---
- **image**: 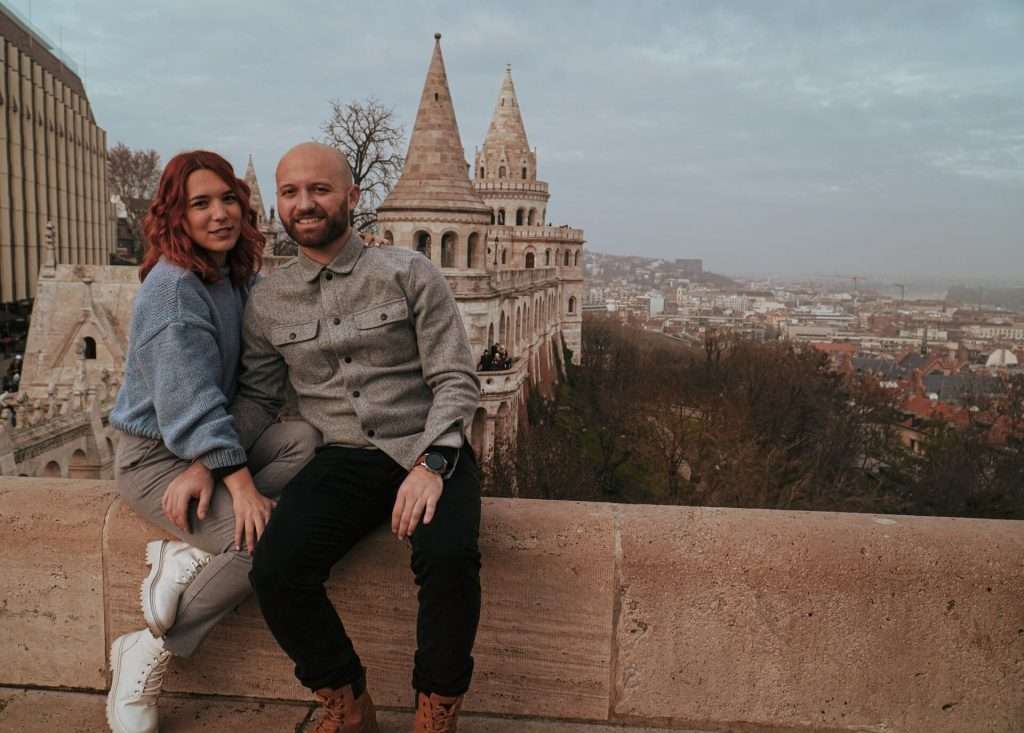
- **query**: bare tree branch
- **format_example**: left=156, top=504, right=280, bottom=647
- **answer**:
left=320, top=98, right=406, bottom=233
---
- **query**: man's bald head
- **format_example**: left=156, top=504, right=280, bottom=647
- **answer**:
left=276, top=142, right=353, bottom=188
left=276, top=142, right=360, bottom=258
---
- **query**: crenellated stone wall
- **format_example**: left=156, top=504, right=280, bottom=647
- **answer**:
left=1, top=478, right=1021, bottom=732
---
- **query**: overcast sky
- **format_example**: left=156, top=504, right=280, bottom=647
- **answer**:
left=25, top=1, right=1024, bottom=280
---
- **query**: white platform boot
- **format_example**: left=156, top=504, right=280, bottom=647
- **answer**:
left=141, top=539, right=212, bottom=637
left=106, top=629, right=172, bottom=733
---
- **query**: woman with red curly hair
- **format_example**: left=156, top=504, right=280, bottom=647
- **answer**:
left=105, top=151, right=319, bottom=733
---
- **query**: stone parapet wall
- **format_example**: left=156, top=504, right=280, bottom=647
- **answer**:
left=1, top=478, right=1020, bottom=732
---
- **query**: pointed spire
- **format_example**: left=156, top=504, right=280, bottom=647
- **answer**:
left=243, top=154, right=267, bottom=226
left=378, top=33, right=489, bottom=215
left=483, top=64, right=530, bottom=153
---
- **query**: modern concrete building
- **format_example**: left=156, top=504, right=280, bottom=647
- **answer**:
left=0, top=3, right=112, bottom=307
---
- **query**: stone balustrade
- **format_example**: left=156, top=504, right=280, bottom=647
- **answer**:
left=473, top=180, right=550, bottom=197
left=1, top=478, right=1021, bottom=732
left=492, top=225, right=585, bottom=242
left=448, top=267, right=559, bottom=297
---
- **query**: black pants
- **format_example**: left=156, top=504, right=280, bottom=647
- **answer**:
left=249, top=445, right=482, bottom=696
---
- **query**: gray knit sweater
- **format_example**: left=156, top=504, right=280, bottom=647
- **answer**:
left=110, top=258, right=248, bottom=470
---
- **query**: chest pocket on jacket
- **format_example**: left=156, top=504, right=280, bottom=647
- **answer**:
left=353, top=298, right=417, bottom=367
left=270, top=320, right=334, bottom=385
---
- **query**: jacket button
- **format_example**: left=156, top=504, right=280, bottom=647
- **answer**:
left=325, top=273, right=334, bottom=281
left=333, top=317, right=341, bottom=325
left=352, top=391, right=360, bottom=398
left=289, top=333, right=296, bottom=340
left=380, top=313, right=388, bottom=321
left=344, top=356, right=352, bottom=363
left=367, top=429, right=375, bottom=438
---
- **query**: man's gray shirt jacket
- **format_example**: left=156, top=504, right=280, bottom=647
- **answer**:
left=231, top=230, right=481, bottom=470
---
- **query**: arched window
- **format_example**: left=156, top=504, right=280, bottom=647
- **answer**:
left=383, top=230, right=394, bottom=245
left=568, top=296, right=577, bottom=314
left=441, top=232, right=457, bottom=268
left=497, top=208, right=506, bottom=225
left=501, top=249, right=507, bottom=265
left=525, top=252, right=535, bottom=269
left=574, top=251, right=580, bottom=267
left=467, top=232, right=480, bottom=268
left=415, top=231, right=431, bottom=258
left=499, top=166, right=506, bottom=178
left=564, top=250, right=571, bottom=267
left=545, top=249, right=551, bottom=266
left=490, top=211, right=495, bottom=225
left=528, top=208, right=537, bottom=225
left=480, top=167, right=485, bottom=178
left=83, top=337, right=97, bottom=359
left=521, top=166, right=527, bottom=179
left=516, top=208, right=525, bottom=226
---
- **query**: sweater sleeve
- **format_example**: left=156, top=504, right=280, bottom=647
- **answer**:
left=136, top=320, right=247, bottom=468
left=132, top=276, right=248, bottom=469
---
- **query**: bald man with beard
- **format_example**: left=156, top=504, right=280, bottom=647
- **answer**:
left=231, top=143, right=482, bottom=733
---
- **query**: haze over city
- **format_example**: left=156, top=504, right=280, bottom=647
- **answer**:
left=27, top=0, right=1024, bottom=281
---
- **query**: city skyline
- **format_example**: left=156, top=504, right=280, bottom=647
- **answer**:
left=26, top=0, right=1024, bottom=278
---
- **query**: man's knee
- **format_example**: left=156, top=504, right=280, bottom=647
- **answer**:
left=411, top=533, right=481, bottom=581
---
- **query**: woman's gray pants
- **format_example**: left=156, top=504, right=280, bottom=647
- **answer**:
left=115, top=421, right=319, bottom=657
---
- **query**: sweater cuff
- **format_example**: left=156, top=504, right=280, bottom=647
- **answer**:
left=196, top=446, right=248, bottom=471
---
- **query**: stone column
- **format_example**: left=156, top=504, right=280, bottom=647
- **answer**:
left=0, top=39, right=12, bottom=304
left=31, top=62, right=47, bottom=297
left=44, top=72, right=59, bottom=264
left=55, top=81, right=70, bottom=266
left=20, top=52, right=38, bottom=297
left=8, top=44, right=28, bottom=302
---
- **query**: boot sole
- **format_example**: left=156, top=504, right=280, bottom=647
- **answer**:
left=106, top=636, right=131, bottom=733
left=141, top=541, right=169, bottom=638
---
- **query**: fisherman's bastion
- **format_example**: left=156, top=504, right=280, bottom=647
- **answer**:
left=0, top=29, right=585, bottom=481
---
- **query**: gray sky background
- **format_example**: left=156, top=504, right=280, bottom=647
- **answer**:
left=24, top=1, right=1024, bottom=280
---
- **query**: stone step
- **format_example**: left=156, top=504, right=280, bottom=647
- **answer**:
left=0, top=688, right=703, bottom=733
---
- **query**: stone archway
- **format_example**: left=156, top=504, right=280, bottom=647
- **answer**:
left=441, top=232, right=457, bottom=268
left=68, top=449, right=99, bottom=479
left=40, top=461, right=62, bottom=478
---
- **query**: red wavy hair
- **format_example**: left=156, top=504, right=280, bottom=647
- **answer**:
left=139, top=150, right=264, bottom=286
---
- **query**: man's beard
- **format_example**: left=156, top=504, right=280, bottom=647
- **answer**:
left=283, top=199, right=350, bottom=250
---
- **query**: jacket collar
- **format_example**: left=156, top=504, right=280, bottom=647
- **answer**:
left=296, top=229, right=364, bottom=282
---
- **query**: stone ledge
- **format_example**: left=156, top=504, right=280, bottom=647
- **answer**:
left=0, top=688, right=695, bottom=733
left=1, top=478, right=1022, bottom=733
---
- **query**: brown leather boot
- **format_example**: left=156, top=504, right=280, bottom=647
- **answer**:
left=311, top=684, right=380, bottom=733
left=413, top=692, right=463, bottom=733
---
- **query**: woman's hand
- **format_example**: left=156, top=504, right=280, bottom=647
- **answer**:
left=162, top=462, right=214, bottom=533
left=222, top=468, right=274, bottom=554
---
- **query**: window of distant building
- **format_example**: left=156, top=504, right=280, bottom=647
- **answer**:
left=499, top=166, right=506, bottom=178
left=83, top=337, right=97, bottom=359
left=568, top=296, right=576, bottom=314
left=522, top=166, right=527, bottom=179
left=480, top=167, right=485, bottom=178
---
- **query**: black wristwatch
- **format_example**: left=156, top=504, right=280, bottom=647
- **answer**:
left=414, top=446, right=459, bottom=478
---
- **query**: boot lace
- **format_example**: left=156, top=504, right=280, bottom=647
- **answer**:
left=425, top=700, right=458, bottom=733
left=313, top=692, right=348, bottom=733
left=175, top=554, right=211, bottom=584
left=134, top=649, right=172, bottom=700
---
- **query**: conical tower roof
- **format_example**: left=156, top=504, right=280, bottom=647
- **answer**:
left=242, top=155, right=268, bottom=225
left=483, top=65, right=530, bottom=153
left=378, top=33, right=490, bottom=215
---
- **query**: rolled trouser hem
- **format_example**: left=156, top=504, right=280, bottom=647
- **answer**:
left=412, top=658, right=474, bottom=698
left=301, top=659, right=366, bottom=694
left=162, top=634, right=199, bottom=658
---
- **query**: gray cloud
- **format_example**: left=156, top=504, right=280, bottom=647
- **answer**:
left=28, top=0, right=1024, bottom=279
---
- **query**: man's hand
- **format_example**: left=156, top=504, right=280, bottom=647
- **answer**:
left=222, top=467, right=274, bottom=555
left=392, top=466, right=443, bottom=541
left=161, top=462, right=214, bottom=533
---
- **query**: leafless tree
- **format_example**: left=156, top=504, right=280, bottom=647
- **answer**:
left=321, top=97, right=405, bottom=232
left=107, top=143, right=161, bottom=258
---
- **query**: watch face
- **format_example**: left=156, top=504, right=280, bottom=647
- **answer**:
left=425, top=452, right=447, bottom=472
